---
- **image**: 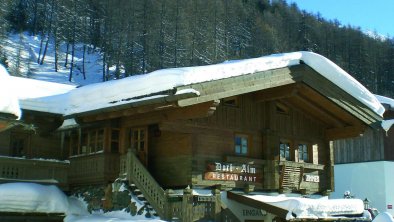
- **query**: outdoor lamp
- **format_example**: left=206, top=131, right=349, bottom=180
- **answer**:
left=363, top=198, right=370, bottom=210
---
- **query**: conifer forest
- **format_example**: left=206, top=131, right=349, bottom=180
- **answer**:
left=1, top=0, right=393, bottom=97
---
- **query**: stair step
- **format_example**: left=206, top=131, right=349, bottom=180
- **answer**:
left=133, top=189, right=142, bottom=195
left=137, top=195, right=146, bottom=201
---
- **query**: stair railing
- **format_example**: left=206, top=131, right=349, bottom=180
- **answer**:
left=123, top=150, right=167, bottom=218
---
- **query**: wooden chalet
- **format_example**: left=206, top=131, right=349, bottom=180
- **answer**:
left=0, top=52, right=383, bottom=221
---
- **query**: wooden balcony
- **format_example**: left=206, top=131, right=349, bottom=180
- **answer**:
left=223, top=156, right=327, bottom=194
left=0, top=156, right=69, bottom=190
left=69, top=152, right=119, bottom=187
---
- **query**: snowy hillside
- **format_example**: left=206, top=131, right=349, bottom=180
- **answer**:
left=2, top=33, right=104, bottom=86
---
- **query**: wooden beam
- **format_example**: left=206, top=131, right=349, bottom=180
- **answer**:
left=325, top=125, right=366, bottom=140
left=81, top=102, right=177, bottom=122
left=177, top=67, right=299, bottom=107
left=227, top=191, right=288, bottom=219
left=292, top=64, right=382, bottom=126
left=291, top=94, right=345, bottom=128
left=253, top=84, right=299, bottom=102
left=119, top=101, right=219, bottom=127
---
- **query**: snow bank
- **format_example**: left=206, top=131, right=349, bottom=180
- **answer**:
left=64, top=214, right=164, bottom=222
left=29, top=51, right=383, bottom=117
left=0, top=182, right=69, bottom=213
left=373, top=212, right=394, bottom=222
left=0, top=182, right=163, bottom=222
left=246, top=194, right=365, bottom=219
left=0, top=65, right=21, bottom=118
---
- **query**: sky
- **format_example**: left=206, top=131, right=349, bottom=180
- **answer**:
left=286, top=0, right=394, bottom=37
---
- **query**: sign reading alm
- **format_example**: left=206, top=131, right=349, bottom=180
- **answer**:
left=204, top=162, right=261, bottom=183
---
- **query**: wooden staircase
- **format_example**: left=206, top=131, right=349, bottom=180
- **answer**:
left=128, top=183, right=157, bottom=217
left=120, top=150, right=224, bottom=221
left=280, top=164, right=302, bottom=191
left=120, top=150, right=167, bottom=218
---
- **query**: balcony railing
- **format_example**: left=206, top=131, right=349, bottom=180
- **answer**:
left=225, top=156, right=327, bottom=193
left=0, top=156, right=69, bottom=190
left=69, top=152, right=119, bottom=186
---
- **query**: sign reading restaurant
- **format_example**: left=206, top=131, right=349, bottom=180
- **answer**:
left=204, top=162, right=261, bottom=183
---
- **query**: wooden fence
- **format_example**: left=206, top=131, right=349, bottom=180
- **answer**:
left=0, top=156, right=69, bottom=190
left=68, top=152, right=119, bottom=186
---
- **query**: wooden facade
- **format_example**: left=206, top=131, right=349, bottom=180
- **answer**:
left=0, top=62, right=384, bottom=220
left=334, top=108, right=394, bottom=164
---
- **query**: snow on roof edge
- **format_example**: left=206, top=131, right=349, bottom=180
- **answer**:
left=375, top=94, right=394, bottom=111
left=299, top=51, right=385, bottom=117
left=0, top=65, right=21, bottom=119
left=382, top=119, right=394, bottom=132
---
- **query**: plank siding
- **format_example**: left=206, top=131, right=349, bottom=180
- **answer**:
left=384, top=128, right=394, bottom=160
left=157, top=93, right=331, bottom=191
left=334, top=128, right=385, bottom=163
left=149, top=131, right=192, bottom=188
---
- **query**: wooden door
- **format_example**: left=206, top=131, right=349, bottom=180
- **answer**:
left=131, top=128, right=148, bottom=166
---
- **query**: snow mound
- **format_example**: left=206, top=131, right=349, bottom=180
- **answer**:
left=246, top=194, right=365, bottom=219
left=0, top=182, right=69, bottom=213
left=373, top=212, right=394, bottom=222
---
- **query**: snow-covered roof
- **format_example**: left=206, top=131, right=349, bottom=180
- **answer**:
left=10, top=76, right=76, bottom=114
left=382, top=119, right=394, bottom=132
left=374, top=95, right=394, bottom=132
left=10, top=51, right=385, bottom=118
left=375, top=94, right=394, bottom=111
left=245, top=194, right=366, bottom=220
left=0, top=65, right=21, bottom=118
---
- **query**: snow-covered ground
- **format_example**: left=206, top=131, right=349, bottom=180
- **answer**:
left=0, top=182, right=163, bottom=222
left=2, top=33, right=104, bottom=85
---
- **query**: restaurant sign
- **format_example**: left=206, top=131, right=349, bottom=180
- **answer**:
left=204, top=162, right=261, bottom=183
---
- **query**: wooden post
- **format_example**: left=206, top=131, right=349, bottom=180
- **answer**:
left=182, top=187, right=193, bottom=222
left=212, top=189, right=221, bottom=221
left=164, top=189, right=174, bottom=221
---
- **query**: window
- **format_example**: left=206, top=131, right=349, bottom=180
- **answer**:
left=223, top=96, right=239, bottom=107
left=298, top=144, right=309, bottom=162
left=69, top=131, right=79, bottom=156
left=235, top=134, right=248, bottom=155
left=129, top=127, right=148, bottom=165
left=80, top=128, right=105, bottom=155
left=131, top=128, right=146, bottom=151
left=111, top=129, right=120, bottom=153
left=279, top=141, right=291, bottom=161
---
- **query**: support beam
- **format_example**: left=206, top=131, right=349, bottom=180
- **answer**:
left=288, top=94, right=345, bottom=128
left=325, top=125, right=366, bottom=140
left=253, top=84, right=299, bottom=102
